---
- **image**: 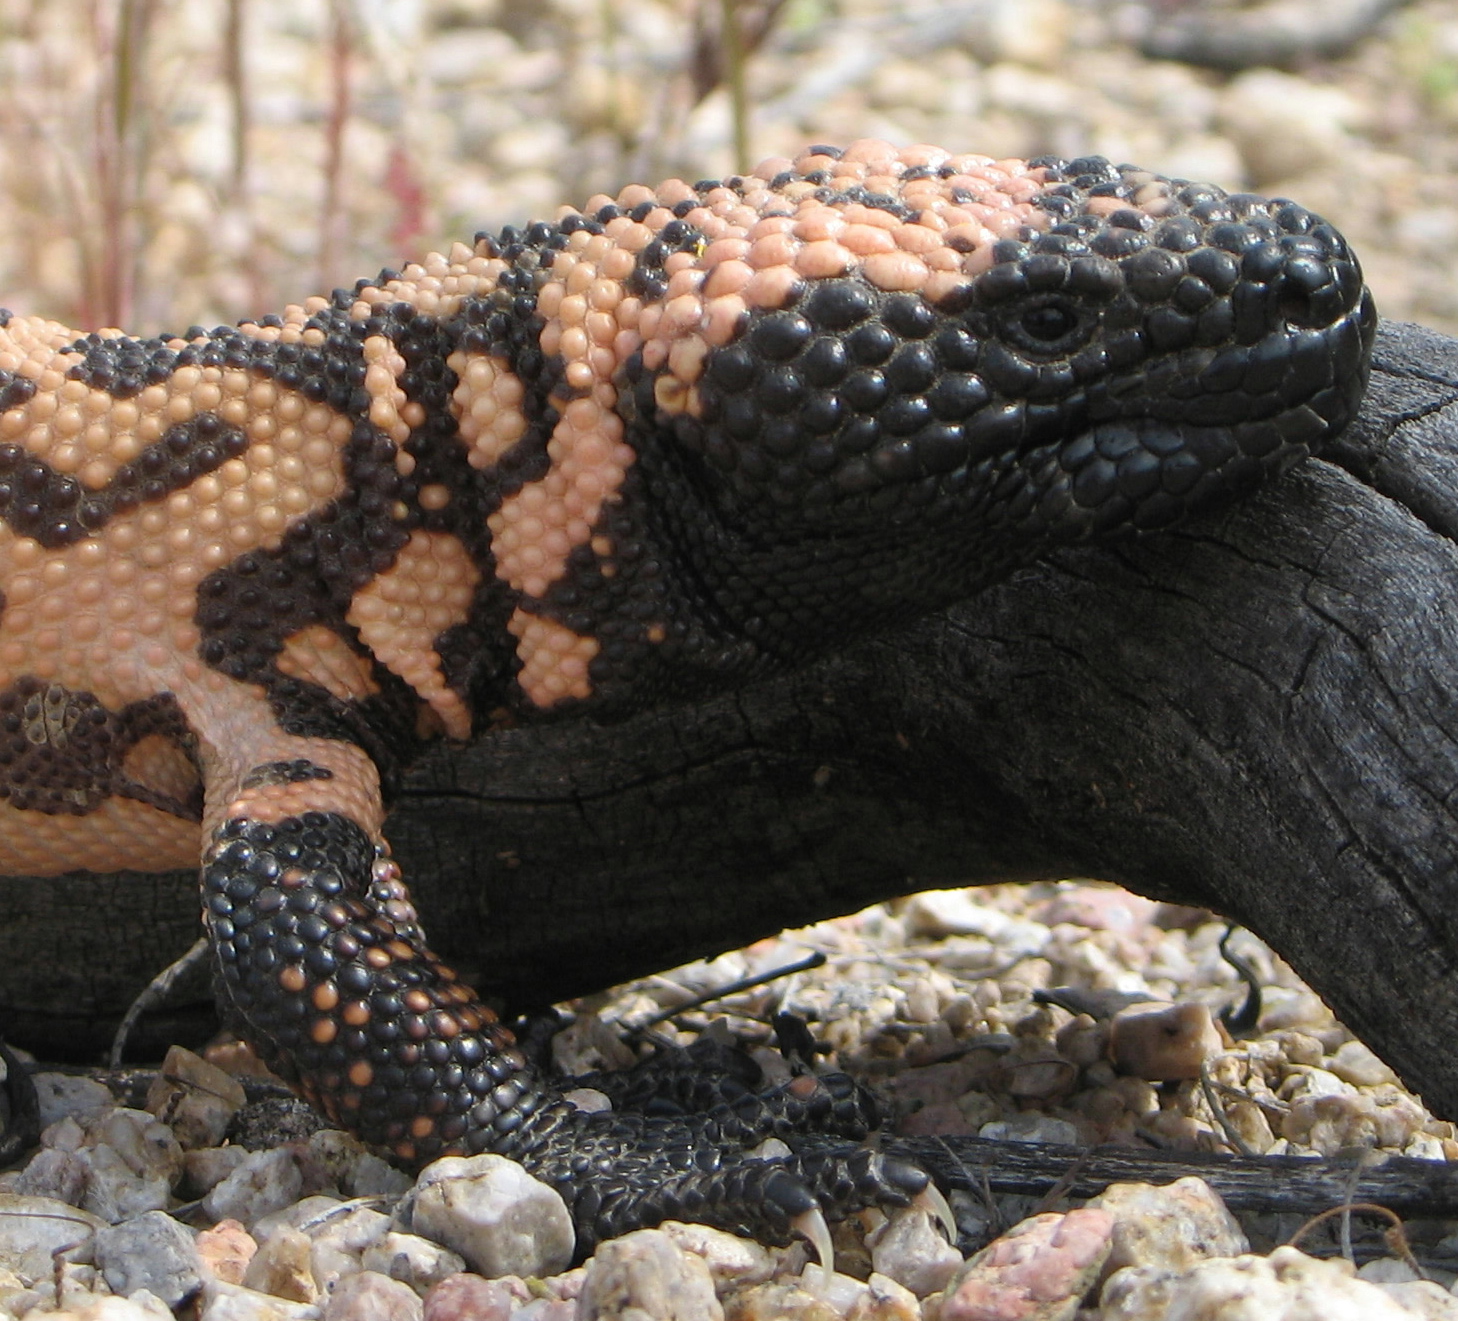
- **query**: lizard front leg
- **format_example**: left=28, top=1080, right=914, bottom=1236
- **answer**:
left=199, top=736, right=929, bottom=1257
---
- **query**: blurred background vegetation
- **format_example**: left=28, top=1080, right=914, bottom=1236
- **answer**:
left=0, top=0, right=1455, bottom=334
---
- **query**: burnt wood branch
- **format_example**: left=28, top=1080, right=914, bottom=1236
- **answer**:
left=3, top=320, right=1458, bottom=1152
left=1138, top=0, right=1413, bottom=71
left=888, top=1133, right=1458, bottom=1221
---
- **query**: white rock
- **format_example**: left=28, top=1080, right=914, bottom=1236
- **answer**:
left=868, top=1205, right=963, bottom=1296
left=1379, top=1279, right=1458, bottom=1319
left=105, top=1294, right=177, bottom=1319
left=242, top=1224, right=318, bottom=1304
left=41, top=1115, right=86, bottom=1151
left=360, top=1231, right=465, bottom=1295
left=955, top=0, right=1069, bottom=68
left=32, top=1074, right=115, bottom=1129
left=655, top=1221, right=782, bottom=1290
left=202, top=1149, right=305, bottom=1227
left=0, top=1193, right=106, bottom=1284
left=1328, top=1041, right=1400, bottom=1088
left=715, top=1278, right=834, bottom=1319
left=45, top=1295, right=173, bottom=1320
left=904, top=891, right=1049, bottom=955
left=1359, top=1258, right=1424, bottom=1284
left=577, top=1228, right=721, bottom=1320
left=184, top=1146, right=252, bottom=1198
left=14, top=1145, right=88, bottom=1205
left=90, top=1108, right=185, bottom=1186
left=1282, top=1089, right=1427, bottom=1155
left=306, top=1205, right=393, bottom=1293
left=1101, top=1245, right=1420, bottom=1320
left=788, top=1266, right=902, bottom=1316
left=251, top=1194, right=351, bottom=1240
left=850, top=1272, right=921, bottom=1319
left=201, top=1277, right=323, bottom=1320
left=1092, top=1178, right=1247, bottom=1276
left=1281, top=1067, right=1356, bottom=1102
left=251, top=1197, right=391, bottom=1294
left=80, top=1143, right=173, bottom=1223
left=95, top=1209, right=204, bottom=1307
left=411, top=1154, right=573, bottom=1280
left=979, top=1114, right=1081, bottom=1146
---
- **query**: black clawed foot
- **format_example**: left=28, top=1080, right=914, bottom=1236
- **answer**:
left=552, top=1116, right=933, bottom=1260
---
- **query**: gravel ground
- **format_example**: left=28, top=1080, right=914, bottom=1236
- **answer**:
left=0, top=0, right=1457, bottom=334
left=0, top=1, right=1456, bottom=1316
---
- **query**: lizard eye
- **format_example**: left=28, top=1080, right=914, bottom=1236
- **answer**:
left=1002, top=295, right=1094, bottom=356
left=1018, top=299, right=1079, bottom=342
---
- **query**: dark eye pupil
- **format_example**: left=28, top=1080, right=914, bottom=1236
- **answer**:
left=1021, top=303, right=1077, bottom=341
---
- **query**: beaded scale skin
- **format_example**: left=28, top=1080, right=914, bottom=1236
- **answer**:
left=0, top=140, right=1374, bottom=1252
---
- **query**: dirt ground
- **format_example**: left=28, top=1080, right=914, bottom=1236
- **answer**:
left=0, top=0, right=1453, bottom=336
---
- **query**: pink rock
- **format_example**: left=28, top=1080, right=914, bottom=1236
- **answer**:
left=195, top=1218, right=257, bottom=1285
left=1108, top=1003, right=1222, bottom=1083
left=424, top=1272, right=530, bottom=1321
left=939, top=1208, right=1114, bottom=1321
left=323, top=1269, right=423, bottom=1321
left=1040, top=887, right=1157, bottom=933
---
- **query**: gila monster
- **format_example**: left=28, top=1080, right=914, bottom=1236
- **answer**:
left=0, top=140, right=1374, bottom=1253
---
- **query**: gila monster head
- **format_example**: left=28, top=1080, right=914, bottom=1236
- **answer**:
left=643, top=150, right=1374, bottom=547
left=478, top=141, right=1374, bottom=704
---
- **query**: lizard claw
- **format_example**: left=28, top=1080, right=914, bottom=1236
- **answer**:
left=791, top=1205, right=836, bottom=1284
left=914, top=1182, right=958, bottom=1242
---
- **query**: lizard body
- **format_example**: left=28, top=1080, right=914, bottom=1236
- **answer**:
left=0, top=140, right=1374, bottom=1249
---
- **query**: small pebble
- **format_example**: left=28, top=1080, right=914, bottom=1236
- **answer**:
left=721, top=1278, right=838, bottom=1320
left=1107, top=1003, right=1222, bottom=1082
left=0, top=1193, right=106, bottom=1285
left=242, top=1224, right=318, bottom=1304
left=978, top=1114, right=1080, bottom=1146
left=656, top=1221, right=783, bottom=1291
left=412, top=1154, right=573, bottom=1280
left=197, top=1219, right=259, bottom=1286
left=423, top=1272, right=531, bottom=1321
left=203, top=1149, right=306, bottom=1228
left=201, top=1277, right=324, bottom=1320
left=577, top=1228, right=721, bottom=1320
left=321, top=1269, right=424, bottom=1321
left=33, top=1074, right=115, bottom=1129
left=360, top=1231, right=466, bottom=1295
left=1328, top=1040, right=1399, bottom=1088
left=146, top=1045, right=248, bottom=1150
left=1092, top=1178, right=1247, bottom=1276
left=1101, top=1245, right=1420, bottom=1320
left=80, top=1140, right=173, bottom=1222
left=94, top=1208, right=204, bottom=1308
left=937, top=1207, right=1113, bottom=1321
left=184, top=1146, right=253, bottom=1199
left=868, top=1205, right=963, bottom=1296
left=13, top=1145, right=88, bottom=1204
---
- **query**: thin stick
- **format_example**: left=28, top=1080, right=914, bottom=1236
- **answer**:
left=720, top=0, right=750, bottom=173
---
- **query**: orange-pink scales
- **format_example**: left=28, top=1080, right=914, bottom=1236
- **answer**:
left=451, top=139, right=1108, bottom=711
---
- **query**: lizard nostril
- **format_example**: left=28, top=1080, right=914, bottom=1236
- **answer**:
left=1277, top=255, right=1344, bottom=328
